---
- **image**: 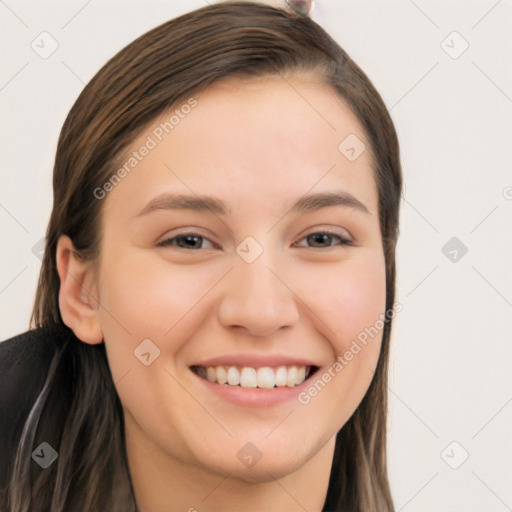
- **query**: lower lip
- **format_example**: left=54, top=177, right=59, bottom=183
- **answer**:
left=190, top=369, right=318, bottom=407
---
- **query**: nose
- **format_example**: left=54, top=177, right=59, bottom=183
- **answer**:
left=217, top=250, right=300, bottom=337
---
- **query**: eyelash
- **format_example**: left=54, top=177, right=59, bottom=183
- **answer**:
left=156, top=230, right=353, bottom=250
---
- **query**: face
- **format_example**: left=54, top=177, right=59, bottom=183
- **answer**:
left=91, top=75, right=386, bottom=481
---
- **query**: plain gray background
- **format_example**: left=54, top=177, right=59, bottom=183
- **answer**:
left=1, top=1, right=511, bottom=510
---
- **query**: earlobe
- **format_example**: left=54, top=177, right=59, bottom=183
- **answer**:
left=56, top=235, right=103, bottom=345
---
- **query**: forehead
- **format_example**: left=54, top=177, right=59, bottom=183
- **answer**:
left=102, top=75, right=378, bottom=221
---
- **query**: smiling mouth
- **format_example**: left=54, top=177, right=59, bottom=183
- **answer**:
left=190, top=364, right=319, bottom=388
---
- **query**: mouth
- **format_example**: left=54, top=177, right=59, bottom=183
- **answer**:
left=190, top=364, right=320, bottom=389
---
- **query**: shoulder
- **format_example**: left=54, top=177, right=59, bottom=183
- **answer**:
left=0, top=322, right=73, bottom=358
left=0, top=322, right=75, bottom=418
left=0, top=323, right=74, bottom=391
left=0, top=323, right=75, bottom=490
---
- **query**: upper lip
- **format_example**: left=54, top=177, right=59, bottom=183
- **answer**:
left=191, top=354, right=319, bottom=368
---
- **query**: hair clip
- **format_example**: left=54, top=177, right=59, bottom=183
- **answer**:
left=283, top=0, right=314, bottom=18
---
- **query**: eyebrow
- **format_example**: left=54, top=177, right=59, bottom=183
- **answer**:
left=135, top=190, right=370, bottom=218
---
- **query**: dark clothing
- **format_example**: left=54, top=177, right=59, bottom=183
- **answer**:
left=0, top=323, right=74, bottom=494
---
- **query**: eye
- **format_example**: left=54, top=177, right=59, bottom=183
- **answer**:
left=156, top=233, right=216, bottom=250
left=156, top=229, right=353, bottom=251
left=293, top=230, right=353, bottom=249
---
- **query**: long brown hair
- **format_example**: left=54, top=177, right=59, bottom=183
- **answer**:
left=3, top=2, right=402, bottom=510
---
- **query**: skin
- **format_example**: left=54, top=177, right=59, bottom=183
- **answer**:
left=56, top=75, right=386, bottom=512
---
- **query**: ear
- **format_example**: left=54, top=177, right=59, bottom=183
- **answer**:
left=56, top=235, right=103, bottom=345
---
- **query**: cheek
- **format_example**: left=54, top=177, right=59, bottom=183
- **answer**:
left=302, top=253, right=387, bottom=355
left=297, top=257, right=386, bottom=424
left=93, top=250, right=208, bottom=385
left=97, top=251, right=212, bottom=335
left=337, top=263, right=386, bottom=349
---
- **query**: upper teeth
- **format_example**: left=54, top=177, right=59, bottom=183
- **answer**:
left=195, top=365, right=311, bottom=388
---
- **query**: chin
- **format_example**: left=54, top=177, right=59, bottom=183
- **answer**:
left=206, top=446, right=314, bottom=484
left=228, top=460, right=305, bottom=484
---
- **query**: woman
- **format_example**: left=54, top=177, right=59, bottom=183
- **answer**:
left=0, top=1, right=402, bottom=510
